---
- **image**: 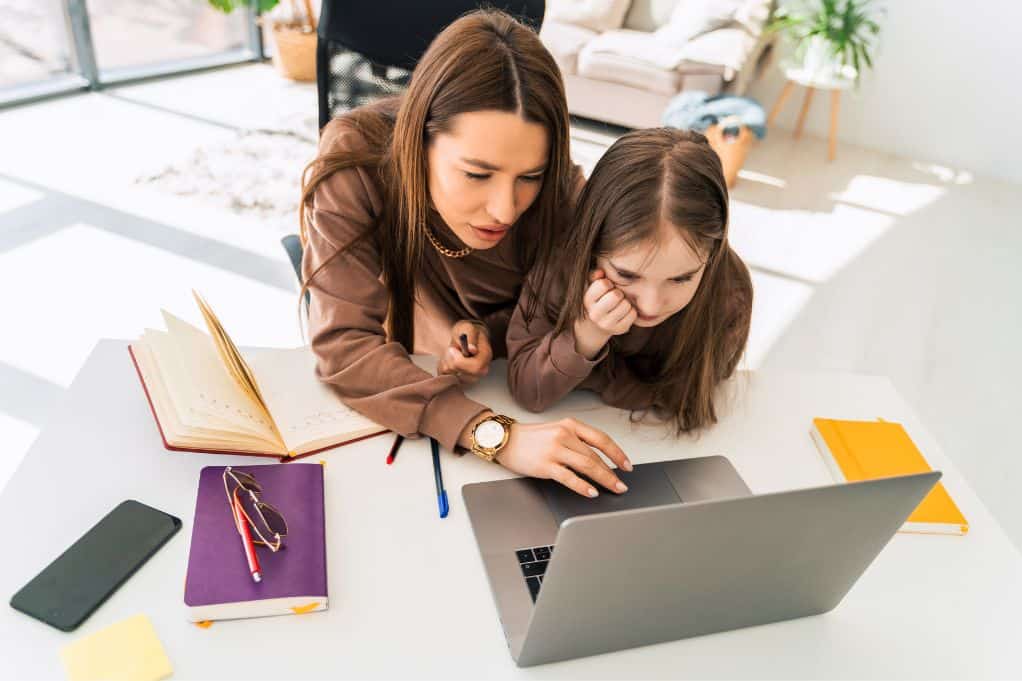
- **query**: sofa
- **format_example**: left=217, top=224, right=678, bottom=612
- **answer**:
left=541, top=0, right=776, bottom=129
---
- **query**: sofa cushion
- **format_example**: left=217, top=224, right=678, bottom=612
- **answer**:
left=540, top=20, right=599, bottom=76
left=678, top=26, right=757, bottom=71
left=582, top=28, right=678, bottom=70
left=578, top=39, right=683, bottom=95
left=546, top=0, right=632, bottom=33
left=656, top=0, right=745, bottom=45
left=622, top=0, right=680, bottom=32
left=734, top=0, right=772, bottom=36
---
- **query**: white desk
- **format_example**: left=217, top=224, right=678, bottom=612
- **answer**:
left=2, top=339, right=1021, bottom=679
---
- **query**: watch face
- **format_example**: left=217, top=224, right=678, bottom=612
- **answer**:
left=476, top=420, right=506, bottom=448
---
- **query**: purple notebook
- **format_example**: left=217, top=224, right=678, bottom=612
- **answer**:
left=184, top=464, right=328, bottom=621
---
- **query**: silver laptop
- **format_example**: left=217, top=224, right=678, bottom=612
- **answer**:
left=462, top=455, right=940, bottom=667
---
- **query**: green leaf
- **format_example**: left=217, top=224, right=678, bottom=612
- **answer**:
left=204, top=0, right=280, bottom=13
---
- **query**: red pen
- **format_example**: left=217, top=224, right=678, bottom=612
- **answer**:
left=232, top=488, right=262, bottom=583
left=386, top=433, right=404, bottom=465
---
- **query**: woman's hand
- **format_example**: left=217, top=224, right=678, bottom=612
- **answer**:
left=497, top=418, right=633, bottom=498
left=437, top=320, right=493, bottom=385
left=573, top=269, right=637, bottom=358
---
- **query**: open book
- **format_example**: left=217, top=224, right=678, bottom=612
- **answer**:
left=128, top=292, right=387, bottom=459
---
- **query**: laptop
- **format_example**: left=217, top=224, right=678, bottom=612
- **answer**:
left=462, top=455, right=940, bottom=667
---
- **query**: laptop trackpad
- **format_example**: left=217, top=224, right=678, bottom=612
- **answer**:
left=538, top=464, right=681, bottom=527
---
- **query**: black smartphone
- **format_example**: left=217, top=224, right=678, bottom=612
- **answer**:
left=9, top=500, right=181, bottom=631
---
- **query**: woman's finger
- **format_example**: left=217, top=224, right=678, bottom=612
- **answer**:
left=457, top=323, right=484, bottom=356
left=472, top=330, right=493, bottom=361
left=440, top=347, right=465, bottom=374
left=437, top=350, right=455, bottom=375
left=558, top=447, right=627, bottom=494
left=565, top=418, right=632, bottom=471
left=548, top=464, right=599, bottom=498
left=448, top=349, right=490, bottom=376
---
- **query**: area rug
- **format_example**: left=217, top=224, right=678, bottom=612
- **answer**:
left=136, top=109, right=614, bottom=236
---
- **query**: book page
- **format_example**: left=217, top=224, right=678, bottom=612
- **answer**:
left=244, top=346, right=385, bottom=454
left=155, top=312, right=282, bottom=446
left=192, top=291, right=267, bottom=409
left=138, top=337, right=280, bottom=453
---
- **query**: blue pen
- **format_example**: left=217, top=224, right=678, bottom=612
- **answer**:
left=430, top=437, right=449, bottom=518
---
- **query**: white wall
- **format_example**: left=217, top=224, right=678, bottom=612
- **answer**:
left=747, top=0, right=1022, bottom=185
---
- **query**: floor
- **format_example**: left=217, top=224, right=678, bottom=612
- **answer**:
left=1, top=63, right=1020, bottom=551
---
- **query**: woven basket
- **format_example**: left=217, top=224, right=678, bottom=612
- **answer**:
left=272, top=24, right=316, bottom=82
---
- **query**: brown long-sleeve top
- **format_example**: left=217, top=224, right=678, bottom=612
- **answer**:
left=303, top=112, right=581, bottom=451
left=506, top=250, right=752, bottom=413
left=506, top=272, right=657, bottom=414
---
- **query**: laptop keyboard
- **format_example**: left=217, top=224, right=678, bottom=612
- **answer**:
left=515, top=544, right=555, bottom=602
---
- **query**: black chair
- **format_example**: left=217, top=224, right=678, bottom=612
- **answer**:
left=284, top=0, right=546, bottom=297
left=316, top=0, right=546, bottom=130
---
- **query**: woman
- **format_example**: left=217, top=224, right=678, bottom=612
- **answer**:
left=507, top=127, right=753, bottom=434
left=300, top=10, right=631, bottom=498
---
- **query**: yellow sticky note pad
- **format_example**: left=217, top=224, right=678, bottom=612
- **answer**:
left=60, top=614, right=172, bottom=681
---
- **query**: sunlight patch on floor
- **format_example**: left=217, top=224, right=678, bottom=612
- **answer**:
left=0, top=177, right=43, bottom=215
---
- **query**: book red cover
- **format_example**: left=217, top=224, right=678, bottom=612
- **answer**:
left=127, top=345, right=386, bottom=461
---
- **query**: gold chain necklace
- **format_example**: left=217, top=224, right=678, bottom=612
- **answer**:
left=424, top=225, right=472, bottom=259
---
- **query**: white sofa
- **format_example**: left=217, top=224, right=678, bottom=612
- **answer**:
left=541, top=0, right=776, bottom=129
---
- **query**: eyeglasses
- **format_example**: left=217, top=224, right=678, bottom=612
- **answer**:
left=222, top=467, right=289, bottom=552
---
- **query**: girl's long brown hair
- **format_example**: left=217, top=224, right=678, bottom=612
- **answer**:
left=298, top=10, right=573, bottom=350
left=541, top=127, right=753, bottom=434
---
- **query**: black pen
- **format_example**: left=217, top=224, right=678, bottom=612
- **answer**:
left=458, top=333, right=474, bottom=357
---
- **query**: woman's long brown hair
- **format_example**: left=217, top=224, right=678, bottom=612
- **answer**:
left=297, top=9, right=573, bottom=350
left=542, top=127, right=753, bottom=434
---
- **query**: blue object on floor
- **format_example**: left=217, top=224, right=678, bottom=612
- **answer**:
left=663, top=91, right=767, bottom=139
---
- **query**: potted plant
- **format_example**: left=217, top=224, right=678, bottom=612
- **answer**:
left=769, top=0, right=882, bottom=82
left=208, top=0, right=317, bottom=81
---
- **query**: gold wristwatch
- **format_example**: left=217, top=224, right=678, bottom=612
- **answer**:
left=470, top=414, right=516, bottom=462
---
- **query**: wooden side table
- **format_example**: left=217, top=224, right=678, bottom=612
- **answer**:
left=768, top=66, right=855, bottom=161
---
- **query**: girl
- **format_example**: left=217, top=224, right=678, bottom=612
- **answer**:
left=508, top=127, right=753, bottom=435
left=300, top=10, right=631, bottom=498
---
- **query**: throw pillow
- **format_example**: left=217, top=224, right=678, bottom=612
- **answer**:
left=654, top=0, right=743, bottom=45
left=547, top=0, right=633, bottom=33
left=734, top=0, right=772, bottom=36
left=622, top=0, right=680, bottom=32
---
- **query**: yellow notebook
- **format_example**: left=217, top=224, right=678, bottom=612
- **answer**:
left=811, top=418, right=968, bottom=535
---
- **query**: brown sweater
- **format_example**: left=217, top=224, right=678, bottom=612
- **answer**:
left=303, top=114, right=581, bottom=451
left=506, top=250, right=752, bottom=414
left=506, top=272, right=656, bottom=414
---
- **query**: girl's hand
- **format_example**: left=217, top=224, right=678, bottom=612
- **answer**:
left=437, top=320, right=493, bottom=385
left=573, top=269, right=637, bottom=358
left=496, top=418, right=633, bottom=498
